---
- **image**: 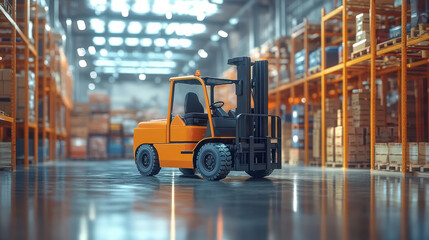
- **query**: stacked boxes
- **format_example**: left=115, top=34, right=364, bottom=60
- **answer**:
left=419, top=143, right=429, bottom=165
left=327, top=127, right=335, bottom=163
left=335, top=126, right=370, bottom=163
left=388, top=143, right=420, bottom=165
left=294, top=50, right=305, bottom=79
left=70, top=103, right=90, bottom=159
left=312, top=110, right=321, bottom=160
left=0, top=142, right=11, bottom=166
left=0, top=69, right=12, bottom=115
left=308, top=47, right=339, bottom=73
left=282, top=114, right=292, bottom=164
left=290, top=104, right=313, bottom=164
left=376, top=127, right=398, bottom=143
left=375, top=143, right=389, bottom=164
left=339, top=41, right=354, bottom=63
left=353, top=13, right=388, bottom=52
left=108, top=123, right=124, bottom=158
left=351, top=91, right=385, bottom=128
left=88, top=92, right=110, bottom=159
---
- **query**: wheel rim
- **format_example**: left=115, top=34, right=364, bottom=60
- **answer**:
left=203, top=153, right=216, bottom=171
left=142, top=153, right=150, bottom=168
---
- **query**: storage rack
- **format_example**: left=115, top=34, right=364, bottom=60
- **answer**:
left=266, top=0, right=429, bottom=174
left=0, top=1, right=72, bottom=171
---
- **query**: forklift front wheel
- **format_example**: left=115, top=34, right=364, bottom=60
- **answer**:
left=196, top=143, right=232, bottom=181
left=136, top=144, right=161, bottom=176
left=245, top=169, right=274, bottom=178
left=179, top=168, right=196, bottom=176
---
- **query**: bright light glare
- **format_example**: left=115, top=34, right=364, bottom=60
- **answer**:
left=90, top=19, right=105, bottom=33
left=111, top=0, right=126, bottom=12
left=109, top=21, right=126, bottom=33
left=125, top=38, right=139, bottom=46
left=146, top=22, right=162, bottom=34
left=165, top=51, right=173, bottom=59
left=168, top=38, right=179, bottom=47
left=121, top=7, right=129, bottom=17
left=197, top=13, right=205, bottom=21
left=211, top=35, right=220, bottom=42
left=109, top=37, right=123, bottom=46
left=100, top=48, right=108, bottom=56
left=198, top=49, right=208, bottom=59
left=79, top=60, right=88, bottom=68
left=152, top=0, right=217, bottom=17
left=88, top=83, right=96, bottom=90
left=77, top=20, right=86, bottom=30
left=154, top=38, right=166, bottom=47
left=77, top=48, right=86, bottom=57
left=66, top=19, right=72, bottom=26
left=218, top=30, right=228, bottom=38
left=90, top=71, right=97, bottom=79
left=166, top=12, right=172, bottom=19
left=88, top=46, right=96, bottom=55
left=140, top=38, right=152, bottom=47
left=93, top=37, right=106, bottom=45
left=128, top=21, right=142, bottom=34
left=229, top=18, right=239, bottom=25
left=132, top=0, right=150, bottom=14
left=179, top=38, right=192, bottom=48
left=139, top=74, right=146, bottom=81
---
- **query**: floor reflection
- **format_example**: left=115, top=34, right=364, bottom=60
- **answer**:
left=0, top=161, right=428, bottom=240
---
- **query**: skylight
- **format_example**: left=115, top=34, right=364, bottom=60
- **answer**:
left=128, top=21, right=143, bottom=34
left=109, top=21, right=126, bottom=34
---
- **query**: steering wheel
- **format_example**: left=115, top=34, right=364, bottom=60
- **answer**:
left=210, top=101, right=224, bottom=110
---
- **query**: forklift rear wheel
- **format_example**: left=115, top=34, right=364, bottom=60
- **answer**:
left=245, top=169, right=274, bottom=178
left=196, top=143, right=232, bottom=181
left=179, top=168, right=196, bottom=176
left=136, top=144, right=161, bottom=176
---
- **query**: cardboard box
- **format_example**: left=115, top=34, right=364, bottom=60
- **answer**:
left=375, top=143, right=389, bottom=155
left=70, top=138, right=87, bottom=159
left=375, top=154, right=388, bottom=163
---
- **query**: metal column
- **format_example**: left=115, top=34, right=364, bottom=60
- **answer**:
left=370, top=0, right=376, bottom=170
left=342, top=2, right=349, bottom=169
left=401, top=0, right=408, bottom=174
left=321, top=8, right=327, bottom=167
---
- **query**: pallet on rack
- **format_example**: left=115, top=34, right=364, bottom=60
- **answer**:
left=410, top=23, right=429, bottom=39
left=308, top=65, right=321, bottom=75
left=418, top=165, right=429, bottom=172
left=376, top=37, right=400, bottom=51
left=309, top=160, right=321, bottom=166
left=387, top=163, right=402, bottom=172
left=352, top=46, right=370, bottom=59
left=375, top=162, right=389, bottom=170
left=348, top=162, right=371, bottom=169
left=326, top=161, right=343, bottom=168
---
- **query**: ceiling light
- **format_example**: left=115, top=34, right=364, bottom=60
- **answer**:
left=109, top=21, right=126, bottom=33
left=165, top=12, right=172, bottom=20
left=94, top=59, right=116, bottom=67
left=165, top=51, right=173, bottom=59
left=88, top=83, right=96, bottom=90
left=77, top=20, right=86, bottom=31
left=77, top=48, right=86, bottom=57
left=154, top=38, right=166, bottom=47
left=121, top=7, right=129, bottom=17
left=79, top=60, right=88, bottom=68
left=146, top=22, right=162, bottom=34
left=109, top=37, right=123, bottom=46
left=66, top=19, right=72, bottom=26
left=132, top=0, right=150, bottom=14
left=139, top=74, right=146, bottom=81
left=128, top=21, right=142, bottom=34
left=211, top=35, right=220, bottom=41
left=167, top=38, right=179, bottom=47
left=198, top=49, right=208, bottom=59
left=179, top=38, right=192, bottom=48
left=211, top=0, right=223, bottom=4
left=88, top=46, right=96, bottom=55
left=93, top=37, right=106, bottom=45
left=125, top=38, right=139, bottom=46
left=100, top=48, right=108, bottom=56
left=111, top=0, right=126, bottom=12
left=90, top=18, right=105, bottom=33
left=197, top=13, right=205, bottom=21
left=90, top=71, right=97, bottom=79
left=140, top=38, right=152, bottom=47
left=218, top=30, right=228, bottom=38
left=229, top=18, right=239, bottom=25
left=143, top=68, right=172, bottom=75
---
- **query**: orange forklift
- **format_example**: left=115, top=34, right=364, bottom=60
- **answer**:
left=133, top=57, right=281, bottom=180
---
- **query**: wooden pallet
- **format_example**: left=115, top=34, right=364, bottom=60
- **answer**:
left=308, top=65, right=321, bottom=75
left=309, top=161, right=321, bottom=166
left=410, top=23, right=429, bottom=39
left=375, top=162, right=389, bottom=170
left=326, top=162, right=343, bottom=168
left=348, top=162, right=371, bottom=169
left=387, top=163, right=403, bottom=172
left=351, top=47, right=370, bottom=59
left=376, top=37, right=400, bottom=51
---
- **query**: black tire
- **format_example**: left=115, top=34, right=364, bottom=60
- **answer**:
left=246, top=169, right=274, bottom=178
left=196, top=143, right=232, bottom=181
left=179, top=168, right=196, bottom=176
left=135, top=144, right=161, bottom=176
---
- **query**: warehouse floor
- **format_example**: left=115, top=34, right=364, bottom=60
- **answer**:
left=1, top=161, right=428, bottom=240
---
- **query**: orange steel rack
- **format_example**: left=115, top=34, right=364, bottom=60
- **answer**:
left=267, top=0, right=429, bottom=174
left=0, top=1, right=72, bottom=170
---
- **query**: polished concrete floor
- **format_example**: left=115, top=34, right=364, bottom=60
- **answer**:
left=1, top=160, right=429, bottom=240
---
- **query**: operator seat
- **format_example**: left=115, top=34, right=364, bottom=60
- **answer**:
left=184, top=92, right=208, bottom=126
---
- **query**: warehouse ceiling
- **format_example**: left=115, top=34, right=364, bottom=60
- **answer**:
left=59, top=0, right=250, bottom=84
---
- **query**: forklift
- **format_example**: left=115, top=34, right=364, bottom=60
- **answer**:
left=133, top=57, right=281, bottom=181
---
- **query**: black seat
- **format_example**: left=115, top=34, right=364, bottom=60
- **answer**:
left=184, top=92, right=208, bottom=126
